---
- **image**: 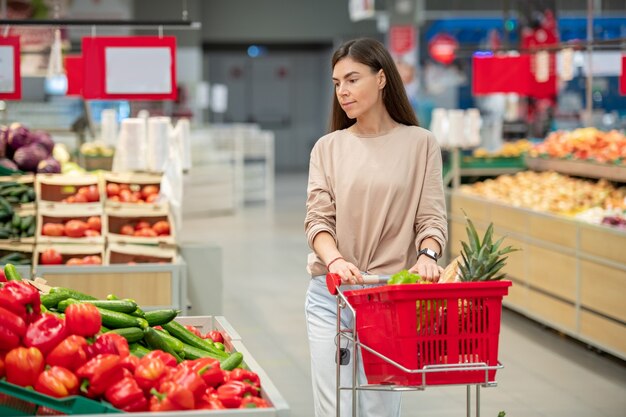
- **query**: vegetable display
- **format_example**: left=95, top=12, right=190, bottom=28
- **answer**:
left=0, top=264, right=269, bottom=411
left=0, top=123, right=61, bottom=173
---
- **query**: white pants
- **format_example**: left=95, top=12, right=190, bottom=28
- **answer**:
left=305, top=276, right=402, bottom=417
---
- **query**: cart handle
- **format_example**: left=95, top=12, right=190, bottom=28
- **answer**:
left=326, top=273, right=387, bottom=295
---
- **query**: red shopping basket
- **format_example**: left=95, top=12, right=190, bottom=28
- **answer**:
left=343, top=281, right=511, bottom=386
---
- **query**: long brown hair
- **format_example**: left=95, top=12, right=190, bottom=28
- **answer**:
left=329, top=38, right=419, bottom=132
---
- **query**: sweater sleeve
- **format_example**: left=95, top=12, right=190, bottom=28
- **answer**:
left=304, top=142, right=337, bottom=250
left=414, top=134, right=448, bottom=254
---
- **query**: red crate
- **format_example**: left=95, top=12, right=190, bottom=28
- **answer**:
left=344, top=281, right=511, bottom=386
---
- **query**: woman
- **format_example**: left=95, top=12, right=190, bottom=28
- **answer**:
left=304, top=38, right=448, bottom=416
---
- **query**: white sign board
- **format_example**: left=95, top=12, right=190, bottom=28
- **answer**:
left=0, top=46, right=15, bottom=93
left=105, top=47, right=172, bottom=94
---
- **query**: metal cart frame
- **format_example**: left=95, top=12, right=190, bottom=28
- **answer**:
left=333, top=284, right=503, bottom=417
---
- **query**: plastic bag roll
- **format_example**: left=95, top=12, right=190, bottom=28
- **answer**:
left=174, top=118, right=192, bottom=170
left=113, top=118, right=147, bottom=172
left=147, top=117, right=172, bottom=173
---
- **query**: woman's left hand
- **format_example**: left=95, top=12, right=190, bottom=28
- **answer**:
left=409, top=257, right=444, bottom=282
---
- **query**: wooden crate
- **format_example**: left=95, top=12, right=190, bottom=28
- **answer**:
left=37, top=206, right=105, bottom=245
left=0, top=174, right=36, bottom=210
left=106, top=242, right=177, bottom=265
left=35, top=173, right=103, bottom=210
left=34, top=243, right=105, bottom=268
left=0, top=241, right=33, bottom=278
left=0, top=206, right=36, bottom=244
left=105, top=205, right=175, bottom=245
left=103, top=172, right=166, bottom=210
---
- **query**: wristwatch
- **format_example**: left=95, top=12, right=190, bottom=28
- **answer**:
left=418, top=248, right=439, bottom=262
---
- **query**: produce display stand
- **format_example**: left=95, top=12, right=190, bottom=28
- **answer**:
left=0, top=241, right=33, bottom=279
left=525, top=156, right=626, bottom=183
left=443, top=148, right=526, bottom=189
left=448, top=191, right=626, bottom=360
left=34, top=259, right=186, bottom=312
left=0, top=316, right=290, bottom=417
left=326, top=274, right=510, bottom=417
left=35, top=174, right=103, bottom=210
left=0, top=174, right=36, bottom=211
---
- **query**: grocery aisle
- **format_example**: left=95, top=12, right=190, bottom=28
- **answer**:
left=181, top=173, right=626, bottom=417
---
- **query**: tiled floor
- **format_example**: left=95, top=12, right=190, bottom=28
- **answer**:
left=181, top=173, right=626, bottom=417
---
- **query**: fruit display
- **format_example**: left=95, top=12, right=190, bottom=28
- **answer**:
left=36, top=175, right=102, bottom=206
left=460, top=171, right=626, bottom=215
left=61, top=185, right=101, bottom=203
left=106, top=182, right=160, bottom=204
left=472, top=139, right=533, bottom=158
left=37, top=245, right=105, bottom=266
left=0, top=123, right=61, bottom=173
left=529, top=127, right=626, bottom=163
left=41, top=216, right=103, bottom=239
left=0, top=268, right=268, bottom=412
left=80, top=140, right=115, bottom=158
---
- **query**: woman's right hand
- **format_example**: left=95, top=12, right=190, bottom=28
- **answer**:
left=328, top=259, right=363, bottom=285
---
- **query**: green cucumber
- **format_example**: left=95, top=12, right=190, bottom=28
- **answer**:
left=20, top=193, right=29, bottom=204
left=163, top=321, right=228, bottom=358
left=154, top=329, right=184, bottom=353
left=181, top=343, right=227, bottom=361
left=4, top=264, right=22, bottom=281
left=0, top=252, right=25, bottom=263
left=220, top=351, right=244, bottom=371
left=20, top=215, right=34, bottom=231
left=144, top=309, right=179, bottom=326
left=107, top=327, right=144, bottom=343
left=41, top=292, right=72, bottom=308
left=130, top=307, right=145, bottom=317
left=49, top=287, right=97, bottom=301
left=129, top=343, right=151, bottom=358
left=26, top=188, right=35, bottom=201
left=80, top=299, right=137, bottom=314
left=0, top=197, right=13, bottom=214
left=0, top=230, right=10, bottom=239
left=143, top=327, right=183, bottom=362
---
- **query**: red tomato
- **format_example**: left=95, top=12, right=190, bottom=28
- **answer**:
left=119, top=189, right=132, bottom=202
left=72, top=193, right=88, bottom=203
left=106, top=183, right=120, bottom=197
left=120, top=225, right=135, bottom=236
left=86, top=216, right=101, bottom=232
left=84, top=230, right=101, bottom=237
left=42, top=223, right=65, bottom=237
left=65, top=220, right=88, bottom=238
left=135, top=221, right=151, bottom=231
left=66, top=258, right=84, bottom=266
left=41, top=248, right=63, bottom=265
left=119, top=184, right=130, bottom=192
left=134, top=228, right=157, bottom=237
left=141, top=185, right=159, bottom=199
left=82, top=255, right=102, bottom=265
left=145, top=194, right=159, bottom=203
left=152, top=221, right=170, bottom=236
left=109, top=195, right=120, bottom=202
left=78, top=185, right=100, bottom=203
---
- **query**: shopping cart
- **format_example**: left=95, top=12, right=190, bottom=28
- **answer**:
left=326, top=273, right=511, bottom=417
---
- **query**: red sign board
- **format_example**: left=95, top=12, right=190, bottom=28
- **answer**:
left=81, top=36, right=177, bottom=100
left=389, top=26, right=415, bottom=55
left=0, top=37, right=21, bottom=100
left=619, top=55, right=626, bottom=96
left=428, top=34, right=459, bottom=65
left=472, top=54, right=557, bottom=98
left=65, top=55, right=83, bottom=97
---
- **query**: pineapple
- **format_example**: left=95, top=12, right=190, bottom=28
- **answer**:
left=457, top=214, right=518, bottom=282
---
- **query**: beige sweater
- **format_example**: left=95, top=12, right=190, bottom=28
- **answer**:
left=304, top=124, right=448, bottom=276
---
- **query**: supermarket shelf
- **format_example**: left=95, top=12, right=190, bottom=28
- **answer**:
left=525, top=156, right=626, bottom=183
left=448, top=191, right=626, bottom=361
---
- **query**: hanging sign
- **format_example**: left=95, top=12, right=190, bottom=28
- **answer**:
left=620, top=55, right=626, bottom=96
left=428, top=33, right=459, bottom=65
left=81, top=36, right=177, bottom=100
left=0, top=37, right=21, bottom=100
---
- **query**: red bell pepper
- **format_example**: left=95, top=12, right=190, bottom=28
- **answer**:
left=0, top=281, right=41, bottom=323
left=165, top=365, right=207, bottom=402
left=23, top=314, right=67, bottom=356
left=0, top=306, right=27, bottom=351
left=229, top=368, right=261, bottom=393
left=86, top=333, right=130, bottom=359
left=5, top=346, right=45, bottom=387
left=46, top=335, right=88, bottom=372
left=104, top=375, right=148, bottom=412
left=76, top=354, right=124, bottom=398
left=205, top=330, right=224, bottom=344
left=120, top=354, right=139, bottom=373
left=240, top=396, right=270, bottom=408
left=65, top=303, right=101, bottom=338
left=217, top=381, right=247, bottom=408
left=143, top=350, right=177, bottom=368
left=189, top=357, right=225, bottom=388
left=34, top=366, right=79, bottom=398
left=150, top=381, right=195, bottom=411
left=134, top=356, right=168, bottom=393
left=0, top=355, right=5, bottom=378
left=198, top=398, right=227, bottom=409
